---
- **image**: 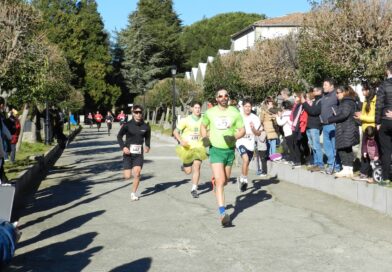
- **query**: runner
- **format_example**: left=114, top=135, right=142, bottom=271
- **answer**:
left=105, top=111, right=114, bottom=136
left=173, top=101, right=207, bottom=198
left=87, top=112, right=93, bottom=128
left=117, top=105, right=151, bottom=201
left=94, top=111, right=103, bottom=132
left=117, top=110, right=126, bottom=126
left=235, top=98, right=261, bottom=192
left=201, top=88, right=245, bottom=226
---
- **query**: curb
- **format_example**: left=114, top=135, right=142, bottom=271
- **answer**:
left=11, top=126, right=82, bottom=220
left=249, top=160, right=392, bottom=217
left=153, top=131, right=392, bottom=217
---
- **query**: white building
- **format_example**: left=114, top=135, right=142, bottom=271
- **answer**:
left=231, top=13, right=304, bottom=52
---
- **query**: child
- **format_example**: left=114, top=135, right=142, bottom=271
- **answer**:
left=256, top=125, right=268, bottom=176
left=359, top=126, right=379, bottom=182
left=276, top=101, right=293, bottom=164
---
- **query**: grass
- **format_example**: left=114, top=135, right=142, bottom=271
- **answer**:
left=150, top=124, right=172, bottom=136
left=4, top=141, right=55, bottom=181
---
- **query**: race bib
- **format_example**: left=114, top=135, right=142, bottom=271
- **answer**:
left=243, top=134, right=252, bottom=140
left=215, top=117, right=231, bottom=130
left=187, top=134, right=199, bottom=141
left=130, top=144, right=142, bottom=154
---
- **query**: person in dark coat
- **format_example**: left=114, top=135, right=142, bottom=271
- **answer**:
left=327, top=86, right=360, bottom=178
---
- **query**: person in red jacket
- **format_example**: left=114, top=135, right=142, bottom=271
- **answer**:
left=94, top=111, right=103, bottom=132
left=290, top=92, right=309, bottom=167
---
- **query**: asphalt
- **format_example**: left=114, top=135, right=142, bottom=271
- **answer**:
left=5, top=123, right=392, bottom=272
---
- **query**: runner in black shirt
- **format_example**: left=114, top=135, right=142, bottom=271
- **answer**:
left=105, top=111, right=114, bottom=136
left=117, top=105, right=151, bottom=201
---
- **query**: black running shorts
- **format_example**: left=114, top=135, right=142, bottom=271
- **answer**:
left=123, top=154, right=144, bottom=170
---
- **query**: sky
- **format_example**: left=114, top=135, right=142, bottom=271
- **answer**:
left=96, top=0, right=311, bottom=35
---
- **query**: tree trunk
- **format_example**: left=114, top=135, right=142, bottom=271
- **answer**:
left=16, top=104, right=29, bottom=152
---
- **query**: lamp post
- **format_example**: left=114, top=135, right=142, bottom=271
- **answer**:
left=171, top=65, right=177, bottom=133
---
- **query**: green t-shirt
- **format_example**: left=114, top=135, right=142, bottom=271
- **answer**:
left=202, top=105, right=244, bottom=149
left=176, top=115, right=202, bottom=148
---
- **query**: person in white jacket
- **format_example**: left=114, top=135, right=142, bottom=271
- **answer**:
left=276, top=101, right=296, bottom=166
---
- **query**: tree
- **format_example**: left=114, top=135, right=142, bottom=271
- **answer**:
left=134, top=78, right=202, bottom=110
left=119, top=0, right=183, bottom=97
left=32, top=0, right=121, bottom=109
left=180, top=12, right=265, bottom=69
left=298, top=0, right=392, bottom=85
left=0, top=0, right=40, bottom=84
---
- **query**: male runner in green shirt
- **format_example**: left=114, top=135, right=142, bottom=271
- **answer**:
left=201, top=88, right=245, bottom=226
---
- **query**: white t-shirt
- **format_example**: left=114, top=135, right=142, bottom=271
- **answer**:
left=236, top=113, right=261, bottom=151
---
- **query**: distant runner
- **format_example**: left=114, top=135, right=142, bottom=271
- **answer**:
left=94, top=111, right=103, bottom=132
left=105, top=111, right=114, bottom=136
left=173, top=101, right=207, bottom=198
left=201, top=88, right=245, bottom=226
left=117, top=105, right=151, bottom=201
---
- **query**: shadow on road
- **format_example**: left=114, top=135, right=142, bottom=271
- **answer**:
left=140, top=179, right=189, bottom=197
left=228, top=176, right=279, bottom=223
left=8, top=232, right=102, bottom=272
left=18, top=210, right=106, bottom=249
left=110, top=257, right=152, bottom=272
left=19, top=183, right=130, bottom=230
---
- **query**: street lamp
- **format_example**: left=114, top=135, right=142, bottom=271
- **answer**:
left=171, top=65, right=177, bottom=133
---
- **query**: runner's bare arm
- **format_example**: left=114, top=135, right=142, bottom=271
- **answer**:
left=235, top=127, right=246, bottom=140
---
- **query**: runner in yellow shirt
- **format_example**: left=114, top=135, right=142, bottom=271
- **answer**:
left=173, top=102, right=207, bottom=198
left=201, top=88, right=245, bottom=226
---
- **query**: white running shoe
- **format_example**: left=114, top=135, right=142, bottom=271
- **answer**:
left=131, top=192, right=139, bottom=201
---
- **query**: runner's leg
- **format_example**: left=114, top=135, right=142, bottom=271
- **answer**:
left=191, top=160, right=201, bottom=188
left=131, top=166, right=142, bottom=193
left=211, top=163, right=226, bottom=207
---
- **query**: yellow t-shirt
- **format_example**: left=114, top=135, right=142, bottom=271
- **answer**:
left=176, top=115, right=202, bottom=148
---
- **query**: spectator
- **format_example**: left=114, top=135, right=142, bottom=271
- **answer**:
left=359, top=126, right=379, bottom=183
left=302, top=87, right=323, bottom=171
left=328, top=86, right=360, bottom=178
left=375, top=60, right=392, bottom=185
left=280, top=88, right=295, bottom=105
left=8, top=109, right=20, bottom=163
left=354, top=82, right=377, bottom=181
left=255, top=124, right=268, bottom=176
left=260, top=96, right=279, bottom=156
left=290, top=92, right=308, bottom=167
left=0, top=98, right=11, bottom=184
left=320, top=78, right=341, bottom=174
left=276, top=101, right=294, bottom=164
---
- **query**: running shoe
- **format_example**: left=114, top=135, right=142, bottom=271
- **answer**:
left=240, top=177, right=248, bottom=192
left=220, top=213, right=230, bottom=226
left=131, top=192, right=139, bottom=201
left=258, top=172, right=267, bottom=177
left=191, top=190, right=199, bottom=198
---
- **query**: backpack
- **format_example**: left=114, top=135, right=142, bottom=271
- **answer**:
left=0, top=220, right=16, bottom=266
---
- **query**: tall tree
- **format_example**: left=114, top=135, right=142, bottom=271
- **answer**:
left=32, top=0, right=121, bottom=110
left=180, top=12, right=265, bottom=69
left=119, top=0, right=183, bottom=97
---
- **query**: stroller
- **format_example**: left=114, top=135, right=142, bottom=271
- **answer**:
left=371, top=160, right=383, bottom=183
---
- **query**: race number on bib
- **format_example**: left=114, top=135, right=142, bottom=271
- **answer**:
left=187, top=134, right=199, bottom=141
left=215, top=117, right=231, bottom=130
left=130, top=144, right=142, bottom=154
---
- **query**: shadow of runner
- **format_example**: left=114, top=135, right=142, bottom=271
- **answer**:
left=110, top=257, right=152, bottom=272
left=228, top=176, right=279, bottom=223
left=7, top=232, right=102, bottom=272
left=20, top=183, right=130, bottom=230
left=140, top=179, right=189, bottom=197
left=18, top=210, right=106, bottom=249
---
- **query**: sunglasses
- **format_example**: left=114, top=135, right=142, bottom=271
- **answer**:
left=217, top=94, right=229, bottom=98
left=133, top=111, right=143, bottom=114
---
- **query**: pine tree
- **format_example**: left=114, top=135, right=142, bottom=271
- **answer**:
left=119, top=0, right=183, bottom=96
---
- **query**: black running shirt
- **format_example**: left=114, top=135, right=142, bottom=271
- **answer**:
left=117, top=119, right=151, bottom=150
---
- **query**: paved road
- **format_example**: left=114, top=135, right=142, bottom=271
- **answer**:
left=6, top=123, right=392, bottom=272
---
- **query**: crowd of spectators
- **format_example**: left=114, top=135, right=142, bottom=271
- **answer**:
left=237, top=61, right=392, bottom=185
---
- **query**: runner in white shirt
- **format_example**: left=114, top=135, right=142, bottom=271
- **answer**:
left=236, top=99, right=261, bottom=192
